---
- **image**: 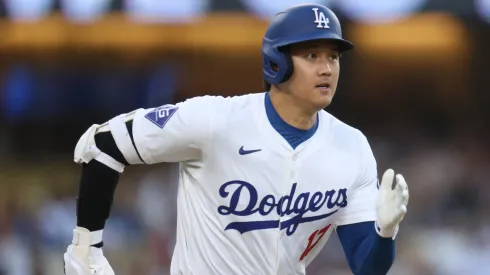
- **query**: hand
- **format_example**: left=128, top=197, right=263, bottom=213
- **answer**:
left=375, top=169, right=409, bottom=238
left=64, top=227, right=115, bottom=275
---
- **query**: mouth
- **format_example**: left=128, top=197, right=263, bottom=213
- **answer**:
left=315, top=82, right=331, bottom=93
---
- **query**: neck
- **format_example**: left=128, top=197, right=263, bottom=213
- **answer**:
left=268, top=88, right=318, bottom=130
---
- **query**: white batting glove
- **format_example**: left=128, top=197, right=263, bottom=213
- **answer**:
left=64, top=227, right=115, bottom=275
left=375, top=169, right=409, bottom=239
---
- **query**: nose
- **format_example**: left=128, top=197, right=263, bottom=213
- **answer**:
left=318, top=61, right=332, bottom=76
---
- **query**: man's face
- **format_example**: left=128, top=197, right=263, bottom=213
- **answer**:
left=282, top=40, right=341, bottom=111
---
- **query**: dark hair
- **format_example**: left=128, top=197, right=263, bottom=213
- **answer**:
left=264, top=80, right=271, bottom=91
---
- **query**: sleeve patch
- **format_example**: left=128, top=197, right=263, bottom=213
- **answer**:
left=144, top=105, right=178, bottom=129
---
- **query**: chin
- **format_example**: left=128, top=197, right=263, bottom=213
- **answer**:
left=309, top=100, right=331, bottom=112
left=311, top=95, right=333, bottom=110
left=318, top=101, right=332, bottom=110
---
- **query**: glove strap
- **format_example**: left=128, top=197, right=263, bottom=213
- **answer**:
left=72, top=227, right=103, bottom=246
left=375, top=221, right=399, bottom=239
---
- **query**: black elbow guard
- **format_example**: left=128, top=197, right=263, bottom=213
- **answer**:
left=94, top=120, right=143, bottom=166
left=94, top=131, right=129, bottom=165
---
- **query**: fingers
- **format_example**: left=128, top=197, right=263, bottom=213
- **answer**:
left=396, top=174, right=408, bottom=191
left=395, top=174, right=409, bottom=206
left=400, top=205, right=407, bottom=215
left=380, top=169, right=395, bottom=191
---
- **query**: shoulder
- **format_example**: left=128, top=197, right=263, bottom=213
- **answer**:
left=178, top=92, right=264, bottom=113
left=174, top=92, right=265, bottom=133
left=318, top=110, right=368, bottom=152
left=319, top=111, right=377, bottom=188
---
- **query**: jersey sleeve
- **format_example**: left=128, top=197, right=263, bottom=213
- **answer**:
left=131, top=96, right=216, bottom=164
left=335, top=133, right=378, bottom=226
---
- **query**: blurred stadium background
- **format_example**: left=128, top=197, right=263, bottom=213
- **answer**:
left=0, top=0, right=489, bottom=274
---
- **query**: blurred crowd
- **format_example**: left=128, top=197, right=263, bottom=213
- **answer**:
left=0, top=115, right=489, bottom=275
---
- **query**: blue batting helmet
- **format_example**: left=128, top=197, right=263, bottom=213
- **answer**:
left=262, top=4, right=354, bottom=85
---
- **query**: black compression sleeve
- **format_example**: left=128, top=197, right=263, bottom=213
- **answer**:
left=76, top=120, right=143, bottom=231
left=76, top=160, right=120, bottom=231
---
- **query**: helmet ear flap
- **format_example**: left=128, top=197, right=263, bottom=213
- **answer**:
left=262, top=44, right=295, bottom=85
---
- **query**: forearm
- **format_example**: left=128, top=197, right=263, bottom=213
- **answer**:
left=354, top=228, right=395, bottom=274
left=74, top=118, right=141, bottom=246
left=338, top=222, right=395, bottom=275
left=77, top=160, right=120, bottom=231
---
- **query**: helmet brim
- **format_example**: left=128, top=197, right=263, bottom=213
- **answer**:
left=271, top=32, right=354, bottom=52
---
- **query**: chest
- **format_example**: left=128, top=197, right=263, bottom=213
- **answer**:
left=207, top=124, right=359, bottom=230
left=209, top=124, right=358, bottom=193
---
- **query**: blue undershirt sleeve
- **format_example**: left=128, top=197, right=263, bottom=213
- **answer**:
left=336, top=221, right=395, bottom=275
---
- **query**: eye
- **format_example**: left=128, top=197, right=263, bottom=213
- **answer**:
left=330, top=54, right=339, bottom=61
left=306, top=53, right=317, bottom=60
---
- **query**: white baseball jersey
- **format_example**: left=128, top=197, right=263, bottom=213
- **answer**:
left=130, top=92, right=379, bottom=275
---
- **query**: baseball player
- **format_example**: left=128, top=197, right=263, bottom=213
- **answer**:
left=64, top=4, right=409, bottom=275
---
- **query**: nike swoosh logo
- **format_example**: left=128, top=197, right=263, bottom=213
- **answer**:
left=239, top=146, right=262, bottom=155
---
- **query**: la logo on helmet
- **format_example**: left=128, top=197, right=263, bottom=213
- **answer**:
left=312, top=8, right=330, bottom=29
